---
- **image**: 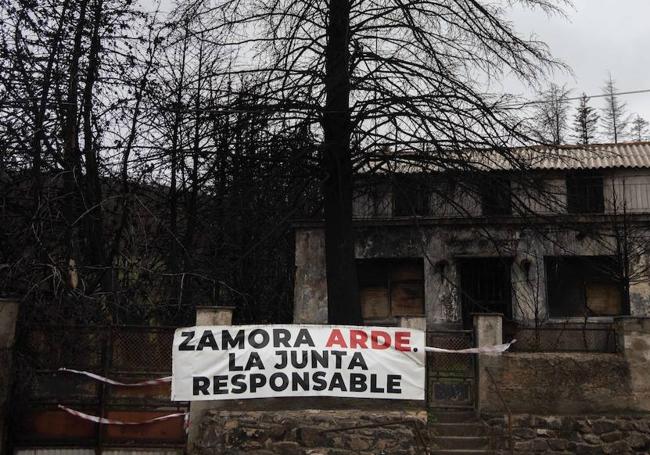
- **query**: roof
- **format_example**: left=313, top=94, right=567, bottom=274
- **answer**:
left=526, top=142, right=650, bottom=170
left=364, top=141, right=650, bottom=174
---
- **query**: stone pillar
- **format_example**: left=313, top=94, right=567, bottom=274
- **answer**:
left=473, top=313, right=503, bottom=413
left=473, top=313, right=503, bottom=347
left=196, top=306, right=235, bottom=326
left=0, top=298, right=19, bottom=455
left=615, top=316, right=650, bottom=411
left=293, top=228, right=328, bottom=324
left=188, top=306, right=235, bottom=452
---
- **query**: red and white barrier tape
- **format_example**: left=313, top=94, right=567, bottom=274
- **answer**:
left=58, top=405, right=188, bottom=427
left=58, top=367, right=171, bottom=386
left=58, top=339, right=514, bottom=390
left=424, top=340, right=516, bottom=354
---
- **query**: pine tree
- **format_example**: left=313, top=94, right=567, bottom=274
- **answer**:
left=601, top=74, right=629, bottom=143
left=572, top=93, right=599, bottom=145
left=630, top=114, right=649, bottom=141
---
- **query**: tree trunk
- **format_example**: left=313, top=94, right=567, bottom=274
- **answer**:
left=62, top=0, right=89, bottom=268
left=32, top=0, right=71, bottom=205
left=322, top=0, right=362, bottom=324
left=82, top=0, right=106, bottom=270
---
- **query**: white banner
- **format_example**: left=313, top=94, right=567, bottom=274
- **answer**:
left=171, top=324, right=425, bottom=401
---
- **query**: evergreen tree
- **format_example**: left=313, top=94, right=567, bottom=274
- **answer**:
left=572, top=93, right=599, bottom=145
left=601, top=74, right=629, bottom=143
left=630, top=114, right=649, bottom=141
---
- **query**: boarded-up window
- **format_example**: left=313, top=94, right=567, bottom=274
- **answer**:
left=357, top=259, right=424, bottom=322
left=546, top=256, right=625, bottom=317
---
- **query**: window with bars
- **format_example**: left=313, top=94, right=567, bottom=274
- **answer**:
left=459, top=257, right=513, bottom=328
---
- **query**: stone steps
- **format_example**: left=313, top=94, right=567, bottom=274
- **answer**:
left=429, top=450, right=493, bottom=455
left=428, top=409, right=493, bottom=455
left=429, top=422, right=487, bottom=437
left=430, top=436, right=490, bottom=450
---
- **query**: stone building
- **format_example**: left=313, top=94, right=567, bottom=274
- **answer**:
left=293, top=142, right=650, bottom=333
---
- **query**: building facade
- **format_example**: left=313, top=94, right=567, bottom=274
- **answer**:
left=293, top=142, right=650, bottom=335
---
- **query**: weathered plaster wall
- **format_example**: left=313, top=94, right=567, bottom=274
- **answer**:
left=293, top=221, right=650, bottom=327
left=605, top=169, right=650, bottom=214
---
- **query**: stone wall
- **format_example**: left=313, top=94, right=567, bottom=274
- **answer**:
left=193, top=410, right=426, bottom=455
left=483, top=413, right=650, bottom=455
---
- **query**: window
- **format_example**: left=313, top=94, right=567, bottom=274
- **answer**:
left=566, top=172, right=604, bottom=213
left=353, top=180, right=391, bottom=218
left=357, top=259, right=424, bottom=322
left=459, top=257, right=513, bottom=328
left=480, top=178, right=512, bottom=216
left=545, top=256, right=624, bottom=317
left=393, top=175, right=430, bottom=216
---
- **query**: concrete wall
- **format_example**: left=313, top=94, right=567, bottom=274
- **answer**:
left=476, top=316, right=650, bottom=415
left=480, top=352, right=635, bottom=414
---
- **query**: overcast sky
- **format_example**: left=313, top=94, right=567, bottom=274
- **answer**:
left=507, top=0, right=650, bottom=122
left=150, top=0, right=650, bottom=131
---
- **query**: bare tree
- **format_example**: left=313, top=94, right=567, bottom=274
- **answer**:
left=173, top=0, right=568, bottom=323
left=533, top=83, right=571, bottom=145
left=601, top=73, right=629, bottom=143
left=572, top=93, right=599, bottom=145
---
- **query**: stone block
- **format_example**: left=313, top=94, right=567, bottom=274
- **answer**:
left=575, top=443, right=605, bottom=455
left=626, top=432, right=649, bottom=450
left=547, top=438, right=569, bottom=450
left=591, top=420, right=617, bottom=435
left=529, top=439, right=549, bottom=451
left=583, top=433, right=601, bottom=445
left=298, top=427, right=326, bottom=448
left=600, top=430, right=623, bottom=443
left=270, top=441, right=305, bottom=455
left=513, top=427, right=536, bottom=439
left=603, top=440, right=631, bottom=455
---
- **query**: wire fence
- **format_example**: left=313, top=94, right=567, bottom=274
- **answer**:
left=11, top=325, right=186, bottom=448
left=507, top=326, right=618, bottom=353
